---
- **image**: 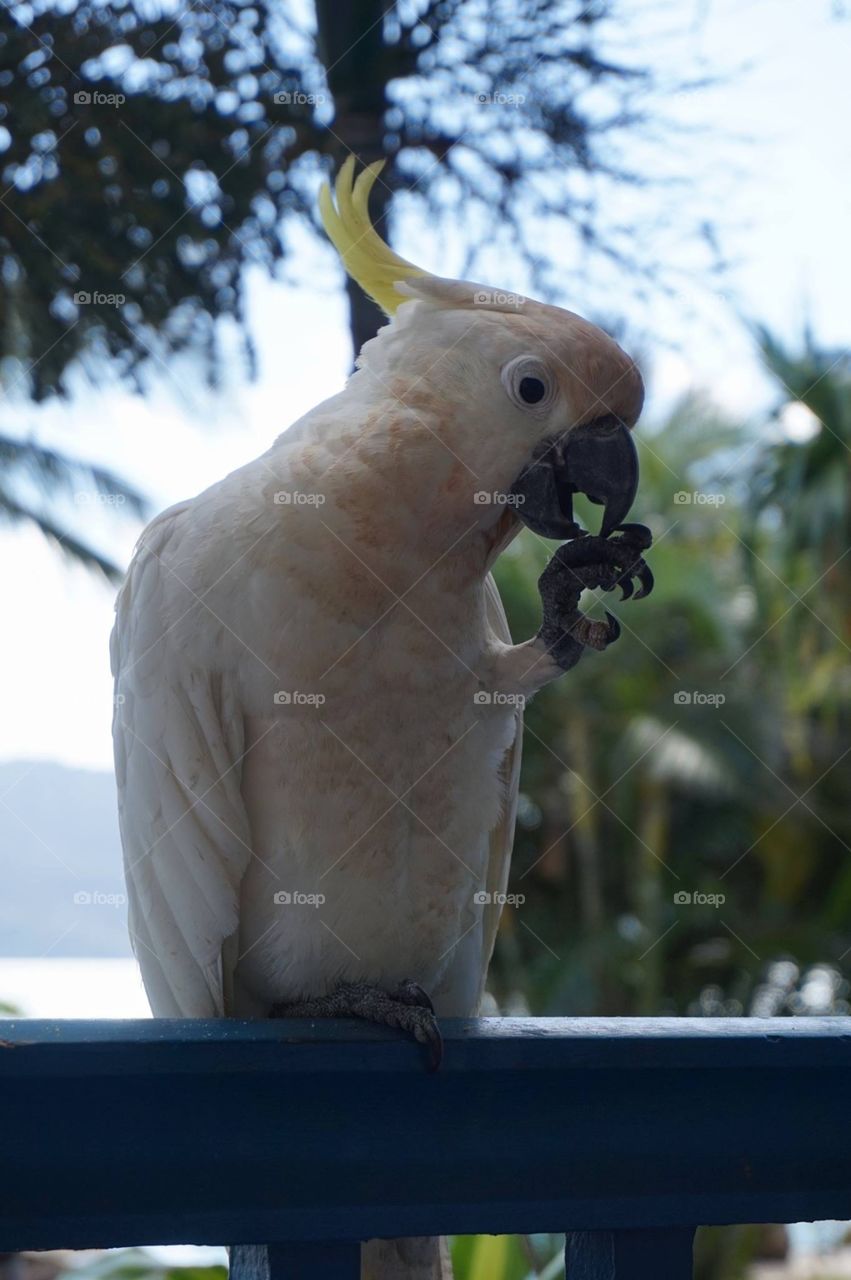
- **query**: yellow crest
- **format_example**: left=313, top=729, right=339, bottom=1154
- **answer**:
left=319, top=157, right=429, bottom=316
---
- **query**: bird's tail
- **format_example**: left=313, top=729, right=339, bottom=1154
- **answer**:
left=362, top=1236, right=453, bottom=1279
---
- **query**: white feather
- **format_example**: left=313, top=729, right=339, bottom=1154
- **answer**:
left=113, top=397, right=521, bottom=1020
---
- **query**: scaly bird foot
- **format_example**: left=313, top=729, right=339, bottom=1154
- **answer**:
left=270, top=979, right=443, bottom=1071
left=537, top=523, right=654, bottom=664
left=553, top=525, right=654, bottom=601
left=589, top=525, right=652, bottom=597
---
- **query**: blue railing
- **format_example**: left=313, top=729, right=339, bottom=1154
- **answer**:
left=1, top=1017, right=849, bottom=1278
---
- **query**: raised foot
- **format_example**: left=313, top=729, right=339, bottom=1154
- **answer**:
left=537, top=522, right=654, bottom=661
left=270, top=979, right=443, bottom=1071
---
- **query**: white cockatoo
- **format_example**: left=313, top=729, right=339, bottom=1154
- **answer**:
left=112, top=158, right=652, bottom=1279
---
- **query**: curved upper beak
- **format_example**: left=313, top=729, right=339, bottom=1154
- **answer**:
left=508, top=415, right=639, bottom=539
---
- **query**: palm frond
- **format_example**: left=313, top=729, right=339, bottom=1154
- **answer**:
left=0, top=489, right=126, bottom=581
left=0, top=435, right=148, bottom=514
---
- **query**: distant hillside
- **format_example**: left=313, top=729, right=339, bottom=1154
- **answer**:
left=0, top=761, right=132, bottom=956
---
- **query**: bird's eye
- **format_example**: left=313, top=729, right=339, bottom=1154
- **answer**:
left=501, top=356, right=556, bottom=414
left=519, top=376, right=546, bottom=404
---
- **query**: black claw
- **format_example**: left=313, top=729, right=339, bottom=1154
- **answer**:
left=619, top=574, right=634, bottom=601
left=396, top=979, right=436, bottom=1013
left=605, top=610, right=621, bottom=643
left=611, top=521, right=654, bottom=551
left=634, top=563, right=655, bottom=600
left=426, top=1024, right=444, bottom=1073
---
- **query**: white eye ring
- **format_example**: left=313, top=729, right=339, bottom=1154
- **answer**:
left=500, top=356, right=557, bottom=414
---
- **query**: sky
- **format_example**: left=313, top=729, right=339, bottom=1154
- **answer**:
left=2, top=0, right=850, bottom=771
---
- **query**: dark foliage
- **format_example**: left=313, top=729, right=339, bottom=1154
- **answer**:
left=1, top=0, right=691, bottom=397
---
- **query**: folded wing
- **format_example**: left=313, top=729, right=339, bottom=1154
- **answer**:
left=480, top=572, right=523, bottom=985
left=111, top=503, right=253, bottom=1016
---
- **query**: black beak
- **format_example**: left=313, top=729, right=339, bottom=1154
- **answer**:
left=508, top=415, right=639, bottom=540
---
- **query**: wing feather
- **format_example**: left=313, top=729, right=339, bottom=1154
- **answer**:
left=112, top=504, right=253, bottom=1017
left=480, top=572, right=523, bottom=978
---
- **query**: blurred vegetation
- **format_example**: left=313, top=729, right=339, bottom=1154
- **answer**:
left=489, top=330, right=851, bottom=1030
left=450, top=328, right=850, bottom=1278
left=54, top=1251, right=226, bottom=1280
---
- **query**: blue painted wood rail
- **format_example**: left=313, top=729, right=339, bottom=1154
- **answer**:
left=0, top=1017, right=849, bottom=1279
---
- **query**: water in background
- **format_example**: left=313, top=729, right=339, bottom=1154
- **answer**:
left=0, top=957, right=148, bottom=1017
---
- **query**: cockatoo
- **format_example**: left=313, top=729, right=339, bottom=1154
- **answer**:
left=112, top=157, right=652, bottom=1279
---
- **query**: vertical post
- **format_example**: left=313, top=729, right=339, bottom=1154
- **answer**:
left=229, top=1242, right=361, bottom=1280
left=565, top=1227, right=696, bottom=1279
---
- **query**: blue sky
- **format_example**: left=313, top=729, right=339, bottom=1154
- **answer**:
left=2, top=0, right=849, bottom=769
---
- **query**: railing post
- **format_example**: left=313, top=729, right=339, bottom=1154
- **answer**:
left=229, top=1242, right=361, bottom=1280
left=565, top=1227, right=696, bottom=1278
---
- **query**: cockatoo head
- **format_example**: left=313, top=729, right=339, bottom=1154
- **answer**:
left=320, top=159, right=645, bottom=544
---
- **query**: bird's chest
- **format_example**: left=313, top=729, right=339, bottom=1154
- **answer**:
left=241, top=604, right=512, bottom=866
left=237, top=672, right=514, bottom=1008
left=242, top=649, right=511, bottom=855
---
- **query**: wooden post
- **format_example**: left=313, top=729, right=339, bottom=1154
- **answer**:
left=565, top=1227, right=696, bottom=1279
left=230, top=1243, right=361, bottom=1280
